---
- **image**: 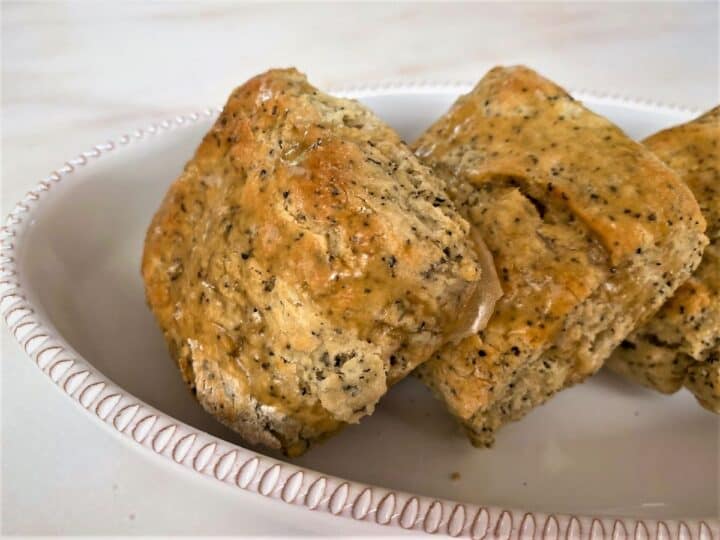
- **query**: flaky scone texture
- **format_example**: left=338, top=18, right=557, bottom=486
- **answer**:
left=607, top=106, right=720, bottom=412
left=412, top=66, right=708, bottom=446
left=142, top=68, right=495, bottom=455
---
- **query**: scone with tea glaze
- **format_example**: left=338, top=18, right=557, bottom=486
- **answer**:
left=142, top=68, right=500, bottom=456
left=607, top=106, right=719, bottom=412
left=412, top=66, right=707, bottom=446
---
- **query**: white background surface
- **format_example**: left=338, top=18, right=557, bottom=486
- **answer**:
left=2, top=1, right=719, bottom=535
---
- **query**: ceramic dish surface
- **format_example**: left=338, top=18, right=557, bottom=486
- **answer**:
left=2, top=83, right=718, bottom=539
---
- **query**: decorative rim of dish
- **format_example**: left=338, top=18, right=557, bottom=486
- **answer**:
left=330, top=80, right=703, bottom=116
left=1, top=83, right=716, bottom=539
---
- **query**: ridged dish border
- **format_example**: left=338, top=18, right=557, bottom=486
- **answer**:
left=1, top=81, right=716, bottom=539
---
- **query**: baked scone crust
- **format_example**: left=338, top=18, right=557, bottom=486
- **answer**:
left=607, top=106, right=720, bottom=412
left=412, top=66, right=708, bottom=445
left=142, top=68, right=495, bottom=455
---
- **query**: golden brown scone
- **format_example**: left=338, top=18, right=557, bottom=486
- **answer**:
left=607, top=106, right=720, bottom=412
left=412, top=66, right=708, bottom=446
left=142, top=68, right=500, bottom=456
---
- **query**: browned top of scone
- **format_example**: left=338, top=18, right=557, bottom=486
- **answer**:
left=413, top=65, right=706, bottom=421
left=644, top=106, right=719, bottom=240
left=142, top=68, right=492, bottom=454
left=415, top=66, right=705, bottom=266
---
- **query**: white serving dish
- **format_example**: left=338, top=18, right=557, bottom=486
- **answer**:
left=2, top=83, right=718, bottom=539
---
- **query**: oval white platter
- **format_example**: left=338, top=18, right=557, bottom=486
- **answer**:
left=1, top=83, right=718, bottom=539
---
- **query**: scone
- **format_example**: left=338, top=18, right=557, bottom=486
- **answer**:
left=142, top=68, right=500, bottom=456
left=607, top=106, right=719, bottom=412
left=412, top=66, right=707, bottom=446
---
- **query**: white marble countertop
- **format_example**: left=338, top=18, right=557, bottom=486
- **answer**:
left=2, top=2, right=718, bottom=535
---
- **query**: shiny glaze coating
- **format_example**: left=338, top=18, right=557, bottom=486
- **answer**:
left=412, top=66, right=707, bottom=445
